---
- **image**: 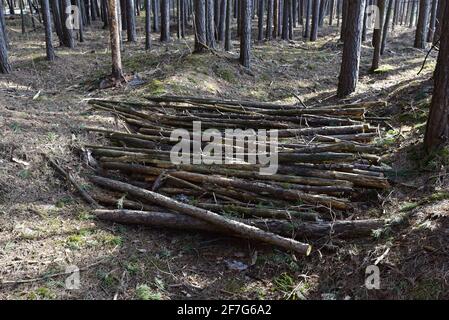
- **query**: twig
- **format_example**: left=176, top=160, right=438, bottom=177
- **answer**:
left=43, top=153, right=100, bottom=208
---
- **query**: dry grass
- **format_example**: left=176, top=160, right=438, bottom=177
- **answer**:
left=0, top=17, right=447, bottom=300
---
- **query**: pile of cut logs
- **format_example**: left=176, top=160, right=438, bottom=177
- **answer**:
left=84, top=95, right=391, bottom=255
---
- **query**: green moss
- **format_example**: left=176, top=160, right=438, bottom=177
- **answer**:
left=28, top=287, right=56, bottom=300
left=146, top=79, right=166, bottom=96
left=135, top=284, right=163, bottom=300
left=214, top=65, right=236, bottom=83
left=373, top=65, right=395, bottom=74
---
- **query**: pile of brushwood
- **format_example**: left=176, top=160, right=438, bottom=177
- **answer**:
left=83, top=95, right=393, bottom=256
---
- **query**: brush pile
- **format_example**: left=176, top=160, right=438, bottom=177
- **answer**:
left=84, top=95, right=392, bottom=255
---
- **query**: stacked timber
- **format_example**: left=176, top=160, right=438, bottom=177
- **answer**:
left=84, top=95, right=391, bottom=255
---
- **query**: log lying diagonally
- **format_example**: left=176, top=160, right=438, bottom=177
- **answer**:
left=84, top=95, right=392, bottom=255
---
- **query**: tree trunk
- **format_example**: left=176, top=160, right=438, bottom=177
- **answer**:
left=370, top=0, right=385, bottom=72
left=414, top=0, right=430, bottom=48
left=160, top=0, right=170, bottom=41
left=194, top=0, right=207, bottom=52
left=240, top=0, right=251, bottom=67
left=61, top=0, right=75, bottom=48
left=107, top=0, right=124, bottom=79
left=41, top=0, right=56, bottom=61
left=266, top=0, right=273, bottom=39
left=218, top=0, right=226, bottom=42
left=427, top=0, right=438, bottom=42
left=433, top=0, right=444, bottom=44
left=381, top=0, right=394, bottom=55
left=51, top=0, right=64, bottom=44
left=0, top=11, right=11, bottom=73
left=225, top=0, right=232, bottom=50
left=304, top=0, right=311, bottom=38
left=126, top=0, right=137, bottom=41
left=337, top=0, right=365, bottom=97
left=258, top=0, right=264, bottom=40
left=205, top=0, right=215, bottom=47
left=424, top=0, right=449, bottom=152
left=145, top=0, right=152, bottom=49
left=310, top=0, right=319, bottom=41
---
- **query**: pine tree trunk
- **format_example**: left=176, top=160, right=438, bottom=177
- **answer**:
left=310, top=0, right=319, bottom=41
left=282, top=0, right=289, bottom=39
left=194, top=0, right=207, bottom=52
left=218, top=0, right=226, bottom=42
left=433, top=0, right=444, bottom=44
left=145, top=0, right=152, bottom=49
left=126, top=0, right=137, bottom=41
left=304, top=0, right=311, bottom=38
left=427, top=0, right=438, bottom=42
left=61, top=0, right=75, bottom=48
left=258, top=0, right=264, bottom=40
left=424, top=0, right=449, bottom=152
left=42, top=0, right=55, bottom=60
left=370, top=0, right=385, bottom=72
left=225, top=0, right=232, bottom=50
left=414, top=0, right=430, bottom=48
left=160, top=0, right=170, bottom=41
left=0, top=10, right=11, bottom=73
left=240, top=0, right=251, bottom=67
left=0, top=0, right=8, bottom=47
left=337, top=0, right=365, bottom=97
left=381, top=0, right=394, bottom=55
left=205, top=0, right=216, bottom=47
left=266, top=0, right=273, bottom=39
left=107, top=0, right=124, bottom=79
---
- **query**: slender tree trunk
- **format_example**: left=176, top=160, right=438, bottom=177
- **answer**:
left=205, top=0, right=215, bottom=47
left=329, top=0, right=334, bottom=25
left=310, top=0, right=319, bottom=41
left=126, top=0, right=137, bottom=41
left=107, top=0, right=124, bottom=79
left=381, top=0, right=394, bottom=55
left=414, top=0, right=430, bottom=48
left=0, top=0, right=8, bottom=47
left=427, top=0, right=438, bottom=42
left=51, top=0, right=64, bottom=45
left=240, top=0, right=251, bottom=67
left=194, top=0, right=207, bottom=52
left=225, top=0, right=232, bottom=50
left=424, top=0, right=449, bottom=152
left=340, top=0, right=347, bottom=41
left=160, top=0, right=170, bottom=41
left=337, top=0, right=365, bottom=97
left=409, top=0, right=417, bottom=27
left=304, top=0, right=311, bottom=38
left=218, top=0, right=226, bottom=42
left=41, top=0, right=55, bottom=60
left=282, top=0, right=289, bottom=39
left=370, top=0, right=385, bottom=72
left=266, top=0, right=273, bottom=39
left=0, top=9, right=11, bottom=73
left=258, top=0, right=264, bottom=40
left=145, top=0, right=152, bottom=49
left=433, top=0, right=443, bottom=44
left=61, top=0, right=75, bottom=48
left=273, top=0, right=278, bottom=38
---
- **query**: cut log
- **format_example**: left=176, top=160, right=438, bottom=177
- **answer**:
left=89, top=176, right=312, bottom=255
left=94, top=209, right=384, bottom=239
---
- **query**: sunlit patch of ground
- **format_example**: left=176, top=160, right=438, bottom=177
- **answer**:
left=0, top=17, right=447, bottom=299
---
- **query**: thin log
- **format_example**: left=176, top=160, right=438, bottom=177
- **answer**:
left=89, top=176, right=312, bottom=255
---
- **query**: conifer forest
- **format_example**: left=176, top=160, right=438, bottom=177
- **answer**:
left=0, top=0, right=448, bottom=301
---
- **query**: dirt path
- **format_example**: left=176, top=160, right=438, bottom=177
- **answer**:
left=0, top=20, right=447, bottom=299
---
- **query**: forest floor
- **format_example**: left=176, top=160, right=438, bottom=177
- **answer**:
left=0, top=17, right=448, bottom=300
